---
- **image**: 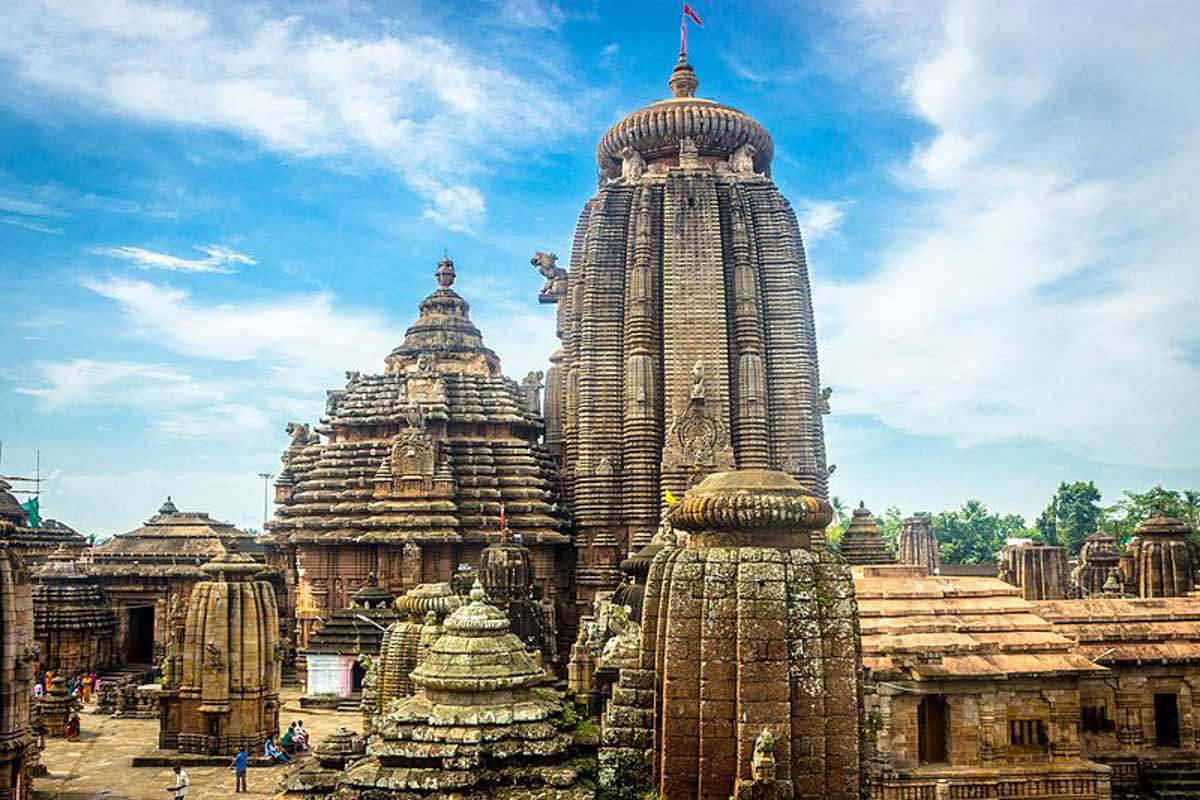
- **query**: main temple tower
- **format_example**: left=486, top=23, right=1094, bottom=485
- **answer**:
left=547, top=57, right=830, bottom=603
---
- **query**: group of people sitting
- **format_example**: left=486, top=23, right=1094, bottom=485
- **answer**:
left=264, top=719, right=310, bottom=764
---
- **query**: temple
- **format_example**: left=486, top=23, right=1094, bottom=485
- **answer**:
left=0, top=482, right=86, bottom=567
left=268, top=256, right=570, bottom=673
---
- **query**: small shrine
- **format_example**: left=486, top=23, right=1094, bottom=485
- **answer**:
left=838, top=502, right=896, bottom=565
left=31, top=546, right=117, bottom=674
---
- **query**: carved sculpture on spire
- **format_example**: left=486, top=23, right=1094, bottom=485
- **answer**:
left=531, top=251, right=567, bottom=303
left=619, top=145, right=646, bottom=182
left=730, top=142, right=758, bottom=176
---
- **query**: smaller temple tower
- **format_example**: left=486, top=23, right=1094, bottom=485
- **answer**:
left=1123, top=515, right=1197, bottom=598
left=600, top=470, right=863, bottom=800
left=1071, top=532, right=1124, bottom=597
left=998, top=542, right=1069, bottom=600
left=838, top=502, right=896, bottom=565
left=31, top=546, right=117, bottom=674
left=896, top=515, right=940, bottom=573
left=158, top=549, right=281, bottom=754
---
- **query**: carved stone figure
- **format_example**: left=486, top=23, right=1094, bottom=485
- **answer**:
left=286, top=421, right=313, bottom=447
left=531, top=251, right=568, bottom=302
left=391, top=430, right=435, bottom=479
left=731, top=142, right=758, bottom=175
left=521, top=370, right=544, bottom=415
left=820, top=386, right=832, bottom=414
left=619, top=145, right=646, bottom=181
left=678, top=136, right=702, bottom=168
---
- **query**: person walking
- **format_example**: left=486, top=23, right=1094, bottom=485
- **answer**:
left=230, top=746, right=248, bottom=793
left=167, top=765, right=189, bottom=799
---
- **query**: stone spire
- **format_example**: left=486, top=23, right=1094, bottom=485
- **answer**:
left=998, top=542, right=1068, bottom=600
left=31, top=545, right=117, bottom=674
left=839, top=501, right=896, bottom=565
left=1072, top=531, right=1124, bottom=596
left=0, top=527, right=37, bottom=794
left=896, top=515, right=940, bottom=573
left=668, top=55, right=699, bottom=98
left=384, top=256, right=500, bottom=376
left=1125, top=515, right=1196, bottom=597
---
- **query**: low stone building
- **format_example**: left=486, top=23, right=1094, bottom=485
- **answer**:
left=31, top=546, right=116, bottom=675
left=0, top=530, right=38, bottom=800
left=302, top=581, right=397, bottom=704
left=157, top=549, right=281, bottom=755
left=999, top=541, right=1070, bottom=600
left=339, top=580, right=592, bottom=798
left=0, top=483, right=87, bottom=567
left=1038, top=597, right=1200, bottom=798
left=839, top=502, right=896, bottom=565
left=601, top=469, right=862, bottom=800
left=85, top=498, right=275, bottom=666
left=855, top=564, right=1110, bottom=800
left=896, top=515, right=940, bottom=573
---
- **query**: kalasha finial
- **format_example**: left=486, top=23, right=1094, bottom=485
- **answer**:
left=669, top=57, right=699, bottom=98
left=436, top=254, right=456, bottom=289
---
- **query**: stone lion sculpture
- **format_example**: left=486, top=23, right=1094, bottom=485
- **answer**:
left=731, top=143, right=758, bottom=176
left=531, top=251, right=567, bottom=300
left=619, top=145, right=646, bottom=181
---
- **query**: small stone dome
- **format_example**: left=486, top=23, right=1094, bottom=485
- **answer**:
left=597, top=57, right=774, bottom=178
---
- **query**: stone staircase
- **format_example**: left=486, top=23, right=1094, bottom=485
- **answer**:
left=1140, top=753, right=1200, bottom=799
left=337, top=693, right=363, bottom=714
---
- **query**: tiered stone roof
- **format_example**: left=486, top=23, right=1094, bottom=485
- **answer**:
left=271, top=259, right=568, bottom=548
left=838, top=502, right=895, bottom=565
left=89, top=498, right=263, bottom=577
left=342, top=582, right=587, bottom=797
left=853, top=565, right=1102, bottom=679
left=1037, top=597, right=1200, bottom=664
left=32, top=546, right=117, bottom=650
left=1123, top=514, right=1197, bottom=597
left=0, top=481, right=87, bottom=564
left=304, top=582, right=398, bottom=657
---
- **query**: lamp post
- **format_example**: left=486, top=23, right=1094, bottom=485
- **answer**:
left=257, top=472, right=274, bottom=529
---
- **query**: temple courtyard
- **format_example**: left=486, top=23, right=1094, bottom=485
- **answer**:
left=35, top=689, right=356, bottom=799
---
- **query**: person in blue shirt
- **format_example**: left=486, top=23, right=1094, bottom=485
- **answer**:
left=230, top=746, right=248, bottom=792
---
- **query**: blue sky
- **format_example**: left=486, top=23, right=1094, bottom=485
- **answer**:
left=1, top=0, right=1197, bottom=537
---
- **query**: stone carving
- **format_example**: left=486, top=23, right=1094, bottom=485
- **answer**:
left=690, top=359, right=706, bottom=399
left=752, top=728, right=777, bottom=781
left=678, top=136, right=702, bottom=168
left=662, top=390, right=735, bottom=477
left=390, top=430, right=435, bottom=479
left=286, top=421, right=314, bottom=446
left=521, top=370, right=544, bottom=415
left=531, top=251, right=567, bottom=302
left=731, top=142, right=758, bottom=175
left=619, top=145, right=646, bottom=181
left=598, top=603, right=640, bottom=670
left=820, top=386, right=832, bottom=414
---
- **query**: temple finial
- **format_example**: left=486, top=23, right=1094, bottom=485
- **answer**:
left=668, top=58, right=699, bottom=98
left=436, top=255, right=456, bottom=289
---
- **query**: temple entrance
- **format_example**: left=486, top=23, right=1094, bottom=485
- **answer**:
left=1155, top=693, right=1181, bottom=747
left=351, top=661, right=366, bottom=693
left=918, top=695, right=950, bottom=763
left=126, top=606, right=155, bottom=664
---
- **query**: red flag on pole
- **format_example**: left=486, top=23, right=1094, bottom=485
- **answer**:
left=680, top=3, right=703, bottom=58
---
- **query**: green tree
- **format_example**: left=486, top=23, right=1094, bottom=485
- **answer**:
left=934, top=500, right=1031, bottom=565
left=1100, top=486, right=1200, bottom=544
left=1035, top=481, right=1102, bottom=555
left=875, top=506, right=904, bottom=548
left=826, top=496, right=850, bottom=548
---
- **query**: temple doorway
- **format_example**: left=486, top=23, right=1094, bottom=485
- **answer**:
left=1155, top=693, right=1181, bottom=747
left=351, top=661, right=366, bottom=693
left=126, top=606, right=155, bottom=664
left=918, top=695, right=950, bottom=764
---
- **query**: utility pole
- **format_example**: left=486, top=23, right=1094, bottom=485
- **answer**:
left=257, top=472, right=274, bottom=529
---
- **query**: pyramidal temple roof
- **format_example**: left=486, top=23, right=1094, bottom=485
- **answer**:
left=596, top=56, right=774, bottom=177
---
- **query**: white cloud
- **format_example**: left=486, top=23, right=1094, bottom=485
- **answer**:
left=0, top=1, right=574, bottom=230
left=82, top=276, right=405, bottom=375
left=155, top=404, right=273, bottom=439
left=97, top=244, right=256, bottom=274
left=497, top=0, right=566, bottom=30
left=0, top=191, right=68, bottom=234
left=797, top=200, right=848, bottom=242
left=17, top=359, right=227, bottom=411
left=1, top=215, right=64, bottom=235
left=818, top=1, right=1200, bottom=470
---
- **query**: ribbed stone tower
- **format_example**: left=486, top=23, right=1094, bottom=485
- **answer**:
left=895, top=515, right=940, bottom=573
left=374, top=582, right=461, bottom=717
left=1071, top=532, right=1124, bottom=596
left=1124, top=515, right=1197, bottom=598
left=31, top=546, right=117, bottom=674
left=838, top=502, right=895, bottom=566
left=0, top=531, right=36, bottom=800
left=158, top=549, right=281, bottom=754
left=600, top=470, right=863, bottom=800
left=998, top=542, right=1068, bottom=600
left=549, top=57, right=830, bottom=604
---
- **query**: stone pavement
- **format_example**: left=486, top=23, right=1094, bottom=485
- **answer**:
left=35, top=689, right=358, bottom=799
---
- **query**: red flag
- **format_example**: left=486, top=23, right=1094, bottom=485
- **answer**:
left=499, top=501, right=507, bottom=532
left=680, top=4, right=703, bottom=58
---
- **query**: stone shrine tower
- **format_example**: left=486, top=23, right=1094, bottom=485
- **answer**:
left=547, top=56, right=831, bottom=604
left=998, top=542, right=1069, bottom=601
left=600, top=470, right=863, bottom=800
left=1072, top=532, right=1124, bottom=596
left=1123, top=515, right=1197, bottom=598
left=896, top=515, right=940, bottom=573
left=838, top=502, right=895, bottom=566
left=158, top=549, right=281, bottom=754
